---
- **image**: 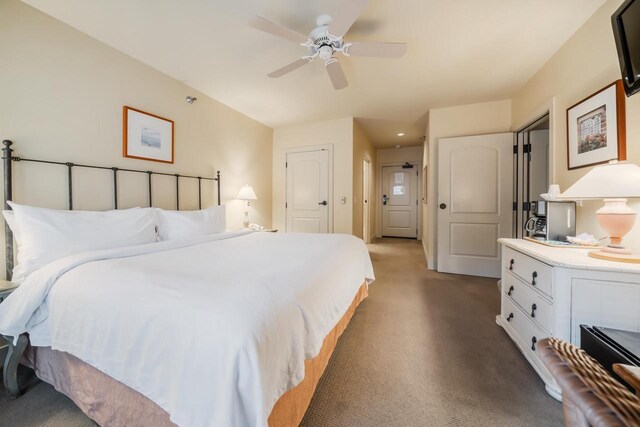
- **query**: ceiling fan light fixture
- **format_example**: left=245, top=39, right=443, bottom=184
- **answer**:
left=248, top=0, right=407, bottom=91
left=318, top=45, right=334, bottom=61
left=397, top=132, right=405, bottom=137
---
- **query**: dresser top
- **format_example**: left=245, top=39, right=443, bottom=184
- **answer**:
left=499, top=238, right=640, bottom=274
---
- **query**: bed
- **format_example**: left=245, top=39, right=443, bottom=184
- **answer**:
left=0, top=141, right=375, bottom=426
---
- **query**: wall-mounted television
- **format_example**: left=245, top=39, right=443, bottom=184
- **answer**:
left=612, top=0, right=640, bottom=96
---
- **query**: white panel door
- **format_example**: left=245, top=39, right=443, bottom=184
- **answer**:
left=286, top=149, right=330, bottom=233
left=382, top=166, right=418, bottom=238
left=437, top=133, right=513, bottom=278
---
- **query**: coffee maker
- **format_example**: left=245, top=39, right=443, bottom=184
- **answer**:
left=525, top=200, right=576, bottom=242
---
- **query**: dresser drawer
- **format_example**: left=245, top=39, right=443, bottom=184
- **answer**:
left=502, top=296, right=548, bottom=357
left=503, top=273, right=552, bottom=333
left=503, top=247, right=553, bottom=298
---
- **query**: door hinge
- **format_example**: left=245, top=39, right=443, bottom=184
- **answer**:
left=513, top=145, right=518, bottom=154
left=285, top=162, right=288, bottom=168
left=416, top=170, right=418, bottom=176
left=523, top=144, right=531, bottom=154
left=523, top=201, right=531, bottom=212
left=512, top=202, right=517, bottom=211
left=416, top=199, right=418, bottom=206
left=285, top=202, right=288, bottom=209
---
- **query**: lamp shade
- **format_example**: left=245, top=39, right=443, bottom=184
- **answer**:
left=558, top=161, right=640, bottom=200
left=236, top=185, right=257, bottom=200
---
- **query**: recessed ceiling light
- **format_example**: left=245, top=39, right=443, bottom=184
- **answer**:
left=395, top=144, right=401, bottom=149
left=397, top=132, right=405, bottom=137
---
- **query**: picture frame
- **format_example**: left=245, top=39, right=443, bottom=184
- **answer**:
left=123, top=106, right=174, bottom=164
left=566, top=80, right=626, bottom=170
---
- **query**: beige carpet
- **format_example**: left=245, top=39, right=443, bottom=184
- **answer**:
left=0, top=238, right=563, bottom=426
left=300, top=238, right=562, bottom=426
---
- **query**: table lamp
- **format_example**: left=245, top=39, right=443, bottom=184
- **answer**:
left=236, top=185, right=257, bottom=228
left=558, top=160, right=640, bottom=262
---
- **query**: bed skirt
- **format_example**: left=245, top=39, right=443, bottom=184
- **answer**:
left=23, top=283, right=368, bottom=427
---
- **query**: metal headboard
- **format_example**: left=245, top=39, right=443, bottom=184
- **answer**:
left=2, top=139, right=221, bottom=280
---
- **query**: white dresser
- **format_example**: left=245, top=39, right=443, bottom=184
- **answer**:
left=496, top=238, right=640, bottom=400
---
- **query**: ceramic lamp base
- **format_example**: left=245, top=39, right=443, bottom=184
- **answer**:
left=596, top=198, right=636, bottom=256
left=242, top=208, right=250, bottom=228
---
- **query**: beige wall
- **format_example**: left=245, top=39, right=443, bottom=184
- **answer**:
left=272, top=117, right=354, bottom=234
left=426, top=99, right=512, bottom=268
left=512, top=0, right=640, bottom=252
left=0, top=0, right=273, bottom=277
left=377, top=146, right=424, bottom=239
left=352, top=121, right=377, bottom=240
left=377, top=146, right=424, bottom=165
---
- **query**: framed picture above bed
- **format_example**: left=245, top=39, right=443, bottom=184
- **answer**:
left=123, top=106, right=174, bottom=164
left=566, top=80, right=626, bottom=170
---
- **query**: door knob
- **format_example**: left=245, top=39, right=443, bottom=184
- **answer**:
left=439, top=203, right=447, bottom=210
left=318, top=201, right=328, bottom=206
left=382, top=194, right=388, bottom=205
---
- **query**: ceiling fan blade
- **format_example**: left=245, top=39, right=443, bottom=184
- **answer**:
left=325, top=60, right=348, bottom=90
left=249, top=16, right=309, bottom=44
left=267, top=58, right=311, bottom=78
left=346, top=42, right=407, bottom=58
left=329, top=0, right=370, bottom=37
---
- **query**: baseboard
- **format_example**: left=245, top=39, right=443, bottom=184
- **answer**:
left=421, top=240, right=429, bottom=268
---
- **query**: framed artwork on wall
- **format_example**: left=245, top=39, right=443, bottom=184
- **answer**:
left=566, top=80, right=626, bottom=170
left=123, top=106, right=174, bottom=163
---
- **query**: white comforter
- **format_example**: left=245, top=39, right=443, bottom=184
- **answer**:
left=0, top=231, right=374, bottom=427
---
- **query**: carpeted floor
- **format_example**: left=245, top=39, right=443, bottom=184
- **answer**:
left=0, top=238, right=563, bottom=426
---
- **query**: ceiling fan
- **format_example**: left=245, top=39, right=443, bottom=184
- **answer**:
left=248, top=0, right=407, bottom=90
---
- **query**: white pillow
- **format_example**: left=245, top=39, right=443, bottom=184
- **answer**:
left=3, top=210, right=20, bottom=244
left=156, top=205, right=226, bottom=241
left=8, top=202, right=157, bottom=283
left=3, top=210, right=23, bottom=267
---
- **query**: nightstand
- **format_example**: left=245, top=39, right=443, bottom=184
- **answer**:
left=0, top=279, right=26, bottom=398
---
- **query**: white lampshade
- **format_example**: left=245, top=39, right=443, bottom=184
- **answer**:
left=236, top=185, right=257, bottom=201
left=558, top=161, right=640, bottom=200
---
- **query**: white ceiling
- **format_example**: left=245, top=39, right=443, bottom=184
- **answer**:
left=21, top=0, right=605, bottom=148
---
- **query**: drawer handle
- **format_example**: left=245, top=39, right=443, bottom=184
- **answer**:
left=530, top=303, right=537, bottom=318
left=531, top=336, right=537, bottom=351
left=531, top=271, right=538, bottom=286
left=509, top=259, right=514, bottom=270
left=506, top=313, right=514, bottom=322
left=507, top=285, right=514, bottom=296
